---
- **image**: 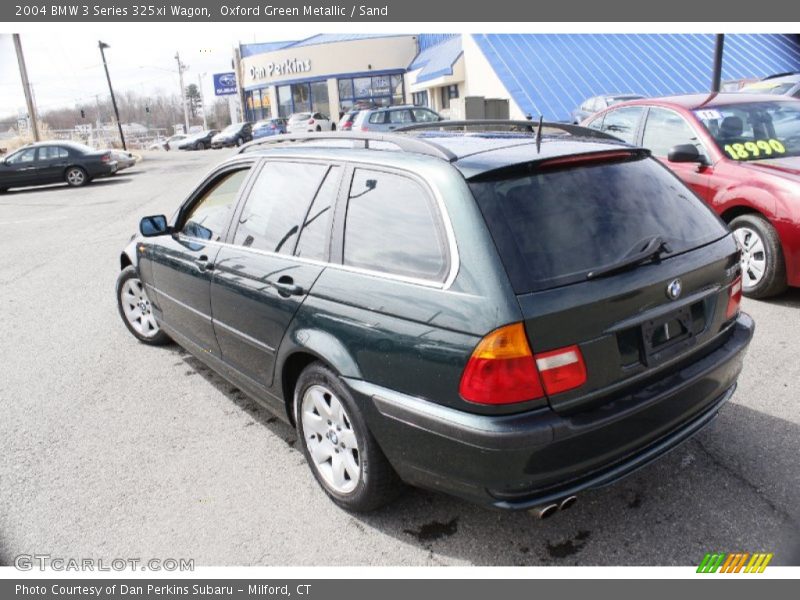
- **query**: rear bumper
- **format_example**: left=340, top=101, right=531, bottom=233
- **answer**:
left=345, top=312, right=754, bottom=509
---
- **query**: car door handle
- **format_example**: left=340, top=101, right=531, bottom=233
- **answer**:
left=270, top=275, right=304, bottom=297
left=195, top=255, right=214, bottom=272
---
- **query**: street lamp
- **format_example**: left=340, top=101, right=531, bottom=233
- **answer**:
left=98, top=41, right=126, bottom=150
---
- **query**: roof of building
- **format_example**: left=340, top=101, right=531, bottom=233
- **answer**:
left=240, top=34, right=411, bottom=57
left=409, top=35, right=463, bottom=83
left=471, top=33, right=800, bottom=121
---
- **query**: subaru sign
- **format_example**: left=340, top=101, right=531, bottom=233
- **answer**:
left=214, top=72, right=238, bottom=96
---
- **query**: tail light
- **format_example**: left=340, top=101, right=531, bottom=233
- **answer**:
left=308, top=118, right=315, bottom=125
left=361, top=126, right=369, bottom=132
left=101, top=153, right=111, bottom=163
left=459, top=323, right=588, bottom=405
left=726, top=276, right=743, bottom=320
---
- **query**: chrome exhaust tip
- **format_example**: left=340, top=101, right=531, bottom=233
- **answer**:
left=559, top=495, right=578, bottom=511
left=530, top=503, right=559, bottom=520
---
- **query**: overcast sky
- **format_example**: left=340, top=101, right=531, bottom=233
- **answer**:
left=0, top=28, right=300, bottom=122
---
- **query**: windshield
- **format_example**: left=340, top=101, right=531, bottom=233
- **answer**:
left=693, top=101, right=800, bottom=161
left=221, top=124, right=240, bottom=133
left=469, top=156, right=728, bottom=292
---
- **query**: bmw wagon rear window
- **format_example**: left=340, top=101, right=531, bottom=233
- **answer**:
left=469, top=156, right=728, bottom=292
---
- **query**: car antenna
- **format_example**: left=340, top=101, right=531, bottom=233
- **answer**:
left=535, top=115, right=543, bottom=153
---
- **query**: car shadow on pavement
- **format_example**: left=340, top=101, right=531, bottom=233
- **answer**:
left=757, top=287, right=800, bottom=309
left=167, top=344, right=800, bottom=566
left=2, top=177, right=134, bottom=195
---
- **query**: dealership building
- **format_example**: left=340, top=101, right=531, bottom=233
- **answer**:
left=237, top=33, right=800, bottom=123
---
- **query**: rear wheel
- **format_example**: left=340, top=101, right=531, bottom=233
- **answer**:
left=65, top=166, right=88, bottom=187
left=295, top=363, right=403, bottom=512
left=195, top=141, right=205, bottom=150
left=235, top=137, right=243, bottom=147
left=116, top=266, right=171, bottom=345
left=730, top=214, right=787, bottom=298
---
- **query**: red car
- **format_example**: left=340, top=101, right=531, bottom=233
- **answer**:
left=585, top=93, right=800, bottom=298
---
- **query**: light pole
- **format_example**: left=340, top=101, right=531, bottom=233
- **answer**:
left=175, top=52, right=190, bottom=133
left=198, top=72, right=208, bottom=130
left=98, top=41, right=126, bottom=150
left=12, top=34, right=40, bottom=142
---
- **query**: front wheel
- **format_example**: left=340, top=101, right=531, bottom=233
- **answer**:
left=235, top=137, right=243, bottom=147
left=195, top=141, right=205, bottom=150
left=116, top=266, right=171, bottom=345
left=296, top=363, right=403, bottom=512
left=65, top=166, right=88, bottom=187
left=730, top=214, right=788, bottom=298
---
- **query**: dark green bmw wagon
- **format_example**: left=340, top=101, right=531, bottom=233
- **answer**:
left=117, top=123, right=753, bottom=514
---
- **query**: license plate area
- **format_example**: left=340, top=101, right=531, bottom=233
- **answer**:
left=641, top=305, right=697, bottom=366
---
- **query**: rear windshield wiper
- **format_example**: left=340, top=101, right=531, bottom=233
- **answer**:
left=587, top=235, right=672, bottom=280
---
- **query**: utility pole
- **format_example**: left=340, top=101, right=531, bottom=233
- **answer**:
left=12, top=34, right=40, bottom=142
left=98, top=41, right=127, bottom=150
left=175, top=52, right=190, bottom=133
left=198, top=73, right=208, bottom=130
left=711, top=34, right=725, bottom=93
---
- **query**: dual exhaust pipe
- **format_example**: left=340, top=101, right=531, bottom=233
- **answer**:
left=529, top=495, right=578, bottom=519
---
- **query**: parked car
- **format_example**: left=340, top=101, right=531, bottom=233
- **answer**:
left=338, top=110, right=361, bottom=132
left=721, top=78, right=760, bottom=92
left=354, top=105, right=442, bottom=132
left=0, top=141, right=116, bottom=191
left=252, top=118, right=287, bottom=139
left=177, top=130, right=219, bottom=151
left=571, top=94, right=645, bottom=124
left=117, top=122, right=753, bottom=513
left=740, top=72, right=800, bottom=98
left=156, top=134, right=188, bottom=151
left=210, top=122, right=253, bottom=148
left=286, top=112, right=335, bottom=133
left=108, top=149, right=136, bottom=171
left=584, top=93, right=800, bottom=298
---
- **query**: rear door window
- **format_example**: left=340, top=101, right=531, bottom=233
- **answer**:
left=343, top=169, right=448, bottom=281
left=368, top=112, right=387, bottom=124
left=469, top=156, right=728, bottom=292
left=599, top=106, right=645, bottom=144
left=294, top=167, right=342, bottom=261
left=233, top=161, right=328, bottom=254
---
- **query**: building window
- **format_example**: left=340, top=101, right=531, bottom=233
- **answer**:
left=275, top=81, right=331, bottom=118
left=440, top=84, right=459, bottom=109
left=412, top=91, right=428, bottom=107
left=337, top=73, right=405, bottom=116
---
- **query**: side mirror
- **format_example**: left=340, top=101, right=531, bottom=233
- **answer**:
left=668, top=144, right=706, bottom=164
left=139, top=215, right=169, bottom=237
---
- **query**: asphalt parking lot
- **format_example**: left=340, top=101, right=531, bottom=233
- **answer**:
left=0, top=149, right=798, bottom=567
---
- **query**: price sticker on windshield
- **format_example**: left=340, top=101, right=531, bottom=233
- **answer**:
left=723, top=139, right=786, bottom=160
left=694, top=109, right=723, bottom=121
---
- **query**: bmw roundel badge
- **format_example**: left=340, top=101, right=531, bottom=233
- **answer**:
left=666, top=278, right=683, bottom=300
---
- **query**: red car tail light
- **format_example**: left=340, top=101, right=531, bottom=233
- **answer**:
left=726, top=276, right=743, bottom=320
left=460, top=323, right=589, bottom=405
left=308, top=118, right=315, bottom=125
left=101, top=153, right=111, bottom=163
left=534, top=345, right=587, bottom=396
left=459, top=323, right=544, bottom=405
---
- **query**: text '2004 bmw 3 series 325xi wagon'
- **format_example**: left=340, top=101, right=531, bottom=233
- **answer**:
left=116, top=122, right=753, bottom=514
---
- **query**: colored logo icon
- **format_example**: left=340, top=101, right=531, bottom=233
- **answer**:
left=697, top=552, right=773, bottom=573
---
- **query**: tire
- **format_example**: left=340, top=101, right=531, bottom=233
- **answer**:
left=235, top=137, right=243, bottom=147
left=730, top=214, right=788, bottom=299
left=0, top=188, right=7, bottom=194
left=116, top=266, right=171, bottom=345
left=331, top=123, right=336, bottom=131
left=295, top=362, right=403, bottom=512
left=315, top=125, right=322, bottom=132
left=65, top=166, right=88, bottom=187
left=195, top=142, right=205, bottom=150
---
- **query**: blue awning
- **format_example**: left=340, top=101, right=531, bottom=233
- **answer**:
left=471, top=34, right=800, bottom=120
left=409, top=35, right=463, bottom=83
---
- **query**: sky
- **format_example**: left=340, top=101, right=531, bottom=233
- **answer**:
left=0, top=27, right=303, bottom=122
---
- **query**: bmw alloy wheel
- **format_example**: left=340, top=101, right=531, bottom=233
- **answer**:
left=301, top=384, right=361, bottom=494
left=119, top=277, right=160, bottom=339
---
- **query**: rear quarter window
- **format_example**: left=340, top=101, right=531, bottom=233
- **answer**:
left=343, top=169, right=448, bottom=282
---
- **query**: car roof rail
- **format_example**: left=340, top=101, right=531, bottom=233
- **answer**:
left=396, top=119, right=620, bottom=141
left=761, top=71, right=800, bottom=80
left=237, top=131, right=458, bottom=162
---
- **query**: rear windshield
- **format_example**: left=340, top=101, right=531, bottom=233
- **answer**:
left=469, top=156, right=728, bottom=292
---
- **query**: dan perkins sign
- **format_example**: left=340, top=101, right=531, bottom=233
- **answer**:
left=249, top=58, right=312, bottom=82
